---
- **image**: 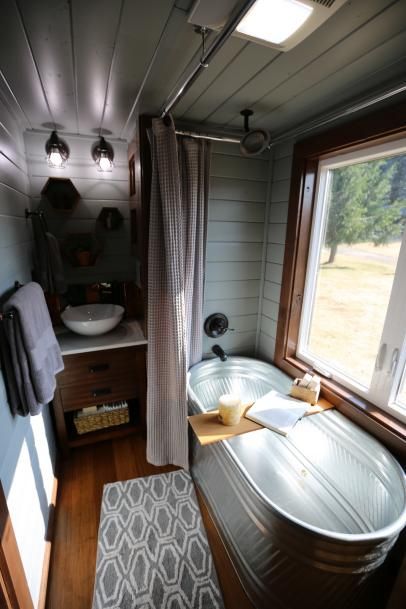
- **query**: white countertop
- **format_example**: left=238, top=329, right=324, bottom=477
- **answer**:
left=55, top=319, right=147, bottom=355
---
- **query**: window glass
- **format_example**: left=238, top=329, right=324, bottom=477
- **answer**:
left=298, top=144, right=406, bottom=419
left=307, top=156, right=404, bottom=387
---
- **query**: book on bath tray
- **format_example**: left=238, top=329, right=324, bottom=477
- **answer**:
left=246, top=391, right=309, bottom=436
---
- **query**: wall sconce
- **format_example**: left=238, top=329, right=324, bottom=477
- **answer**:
left=92, top=137, right=114, bottom=172
left=45, top=130, right=69, bottom=168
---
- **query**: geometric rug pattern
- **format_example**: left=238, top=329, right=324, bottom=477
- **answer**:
left=92, top=470, right=225, bottom=609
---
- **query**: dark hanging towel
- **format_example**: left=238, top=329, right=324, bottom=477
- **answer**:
left=31, top=211, right=67, bottom=294
left=1, top=282, right=64, bottom=416
left=0, top=322, right=28, bottom=416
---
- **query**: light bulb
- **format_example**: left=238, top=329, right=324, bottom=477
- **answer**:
left=48, top=148, right=65, bottom=168
left=98, top=151, right=113, bottom=171
left=45, top=131, right=69, bottom=168
left=92, top=137, right=114, bottom=171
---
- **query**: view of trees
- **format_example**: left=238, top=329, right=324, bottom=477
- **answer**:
left=324, top=154, right=406, bottom=263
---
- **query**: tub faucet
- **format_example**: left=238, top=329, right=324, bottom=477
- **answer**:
left=212, top=344, right=227, bottom=362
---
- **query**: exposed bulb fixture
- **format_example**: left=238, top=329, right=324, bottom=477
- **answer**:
left=45, top=130, right=69, bottom=168
left=92, top=137, right=114, bottom=172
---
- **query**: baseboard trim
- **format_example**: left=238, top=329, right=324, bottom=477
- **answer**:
left=37, top=461, right=59, bottom=609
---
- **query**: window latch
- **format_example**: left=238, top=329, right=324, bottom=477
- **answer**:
left=389, top=348, right=399, bottom=377
left=312, top=362, right=332, bottom=379
left=375, top=343, right=387, bottom=371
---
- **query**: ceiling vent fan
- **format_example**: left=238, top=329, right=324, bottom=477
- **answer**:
left=188, top=0, right=349, bottom=52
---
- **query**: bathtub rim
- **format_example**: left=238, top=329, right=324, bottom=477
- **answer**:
left=187, top=355, right=406, bottom=546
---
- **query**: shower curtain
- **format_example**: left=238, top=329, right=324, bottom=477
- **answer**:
left=147, top=116, right=210, bottom=468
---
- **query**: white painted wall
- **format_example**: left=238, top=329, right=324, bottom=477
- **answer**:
left=203, top=142, right=270, bottom=357
left=257, top=141, right=294, bottom=362
left=0, top=95, right=56, bottom=607
left=24, top=131, right=137, bottom=284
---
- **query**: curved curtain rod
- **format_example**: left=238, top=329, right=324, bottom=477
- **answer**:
left=175, top=129, right=240, bottom=144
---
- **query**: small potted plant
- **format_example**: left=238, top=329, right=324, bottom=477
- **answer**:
left=76, top=247, right=92, bottom=267
left=63, top=233, right=101, bottom=267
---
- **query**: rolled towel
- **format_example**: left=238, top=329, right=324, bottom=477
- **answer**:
left=3, top=282, right=64, bottom=416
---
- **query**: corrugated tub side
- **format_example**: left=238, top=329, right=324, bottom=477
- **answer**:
left=187, top=357, right=406, bottom=609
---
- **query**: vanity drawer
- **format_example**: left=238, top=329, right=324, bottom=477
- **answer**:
left=57, top=347, right=138, bottom=386
left=53, top=344, right=147, bottom=452
left=59, top=375, right=138, bottom=411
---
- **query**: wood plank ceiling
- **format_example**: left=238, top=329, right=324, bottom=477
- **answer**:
left=0, top=0, right=404, bottom=142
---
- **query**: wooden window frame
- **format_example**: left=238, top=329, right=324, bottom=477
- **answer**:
left=274, top=100, right=406, bottom=458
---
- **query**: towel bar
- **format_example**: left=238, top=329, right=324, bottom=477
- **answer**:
left=25, top=208, right=45, bottom=219
left=0, top=282, right=23, bottom=320
left=0, top=310, right=16, bottom=321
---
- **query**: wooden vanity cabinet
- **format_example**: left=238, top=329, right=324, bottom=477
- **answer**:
left=53, top=345, right=146, bottom=455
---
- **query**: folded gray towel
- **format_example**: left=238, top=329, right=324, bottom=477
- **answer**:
left=3, top=282, right=64, bottom=416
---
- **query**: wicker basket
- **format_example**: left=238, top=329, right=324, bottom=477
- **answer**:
left=74, top=406, right=129, bottom=435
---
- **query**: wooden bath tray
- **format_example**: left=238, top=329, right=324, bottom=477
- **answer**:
left=188, top=399, right=334, bottom=446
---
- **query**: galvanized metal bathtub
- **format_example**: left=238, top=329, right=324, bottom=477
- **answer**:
left=187, top=357, right=406, bottom=609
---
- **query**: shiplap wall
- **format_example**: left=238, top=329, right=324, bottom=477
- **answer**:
left=24, top=131, right=136, bottom=284
left=257, top=141, right=294, bottom=362
left=0, top=96, right=56, bottom=607
left=203, top=141, right=270, bottom=357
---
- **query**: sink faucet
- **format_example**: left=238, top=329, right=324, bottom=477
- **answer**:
left=212, top=344, right=227, bottom=362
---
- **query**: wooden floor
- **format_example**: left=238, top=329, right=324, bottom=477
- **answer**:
left=45, top=434, right=254, bottom=609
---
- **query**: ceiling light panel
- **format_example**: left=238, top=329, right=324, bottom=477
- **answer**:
left=188, top=0, right=349, bottom=51
left=236, top=0, right=313, bottom=45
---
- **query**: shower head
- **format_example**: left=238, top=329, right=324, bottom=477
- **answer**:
left=239, top=109, right=271, bottom=157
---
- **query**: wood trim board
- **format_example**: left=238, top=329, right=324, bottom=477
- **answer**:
left=0, top=482, right=34, bottom=609
left=37, top=467, right=59, bottom=609
left=1, top=568, right=14, bottom=609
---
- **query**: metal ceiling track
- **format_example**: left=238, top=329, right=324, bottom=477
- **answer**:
left=173, top=81, right=406, bottom=145
left=160, top=0, right=257, bottom=118
left=271, top=81, right=406, bottom=145
left=159, top=1, right=406, bottom=146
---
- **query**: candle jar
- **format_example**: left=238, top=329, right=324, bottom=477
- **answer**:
left=218, top=394, right=242, bottom=426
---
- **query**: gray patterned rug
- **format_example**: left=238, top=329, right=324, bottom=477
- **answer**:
left=92, top=470, right=225, bottom=609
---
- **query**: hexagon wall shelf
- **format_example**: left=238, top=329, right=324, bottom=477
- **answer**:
left=41, top=177, right=80, bottom=213
left=97, top=206, right=124, bottom=230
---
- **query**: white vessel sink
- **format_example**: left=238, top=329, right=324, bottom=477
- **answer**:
left=61, top=304, right=125, bottom=336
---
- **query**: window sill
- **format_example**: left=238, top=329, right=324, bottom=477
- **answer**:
left=275, top=354, right=406, bottom=462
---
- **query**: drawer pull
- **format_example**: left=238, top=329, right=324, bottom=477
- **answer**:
left=91, top=387, right=112, bottom=397
left=88, top=363, right=110, bottom=373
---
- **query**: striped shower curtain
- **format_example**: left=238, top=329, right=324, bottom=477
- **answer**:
left=146, top=116, right=211, bottom=469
